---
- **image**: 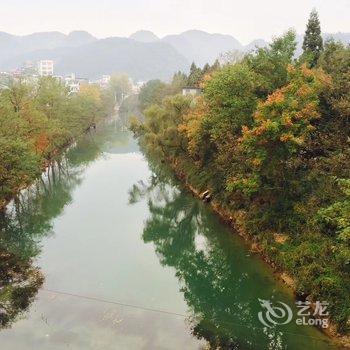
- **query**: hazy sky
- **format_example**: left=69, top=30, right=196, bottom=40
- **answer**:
left=1, top=0, right=349, bottom=44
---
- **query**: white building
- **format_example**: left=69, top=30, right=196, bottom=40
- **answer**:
left=38, top=60, right=54, bottom=76
left=64, top=73, right=80, bottom=94
left=132, top=81, right=145, bottom=94
left=182, top=87, right=202, bottom=96
left=102, top=75, right=111, bottom=84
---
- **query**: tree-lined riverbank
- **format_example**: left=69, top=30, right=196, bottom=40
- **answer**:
left=131, top=11, right=350, bottom=342
left=0, top=125, right=338, bottom=349
left=0, top=77, right=115, bottom=209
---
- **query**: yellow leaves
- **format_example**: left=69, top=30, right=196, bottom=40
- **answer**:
left=178, top=97, right=208, bottom=157
left=279, top=133, right=305, bottom=145
left=280, top=133, right=294, bottom=142
left=287, top=64, right=295, bottom=75
left=253, top=111, right=264, bottom=122
left=199, top=73, right=214, bottom=89
left=179, top=97, right=207, bottom=131
left=79, top=84, right=102, bottom=104
left=251, top=158, right=262, bottom=167
left=242, top=125, right=250, bottom=134
left=300, top=64, right=314, bottom=78
left=291, top=64, right=331, bottom=96
left=290, top=99, right=298, bottom=109
left=281, top=116, right=293, bottom=127
left=296, top=102, right=320, bottom=120
left=293, top=136, right=305, bottom=145
left=297, top=84, right=312, bottom=98
left=240, top=63, right=330, bottom=161
left=252, top=119, right=276, bottom=136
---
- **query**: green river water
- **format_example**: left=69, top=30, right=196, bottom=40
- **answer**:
left=0, top=122, right=342, bottom=349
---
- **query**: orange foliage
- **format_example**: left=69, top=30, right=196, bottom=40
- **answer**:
left=300, top=64, right=314, bottom=78
left=240, top=64, right=330, bottom=162
left=178, top=97, right=208, bottom=157
left=265, top=89, right=285, bottom=105
left=35, top=133, right=49, bottom=154
left=199, top=73, right=214, bottom=89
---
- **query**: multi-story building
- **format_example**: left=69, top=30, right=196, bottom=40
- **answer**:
left=38, top=60, right=54, bottom=76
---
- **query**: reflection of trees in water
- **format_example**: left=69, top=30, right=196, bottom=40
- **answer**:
left=129, top=159, right=289, bottom=350
left=0, top=250, right=44, bottom=328
left=0, top=126, right=116, bottom=330
left=0, top=159, right=84, bottom=329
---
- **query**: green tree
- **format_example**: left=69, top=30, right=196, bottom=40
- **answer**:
left=0, top=137, right=40, bottom=203
left=35, top=76, right=69, bottom=120
left=245, top=30, right=297, bottom=97
left=138, top=80, right=167, bottom=110
left=0, top=78, right=112, bottom=208
left=204, top=62, right=259, bottom=136
left=302, top=9, right=323, bottom=66
left=187, top=62, right=203, bottom=87
left=108, top=74, right=132, bottom=104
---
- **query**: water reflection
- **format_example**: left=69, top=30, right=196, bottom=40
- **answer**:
left=0, top=125, right=338, bottom=349
left=129, top=157, right=337, bottom=350
left=0, top=123, right=129, bottom=332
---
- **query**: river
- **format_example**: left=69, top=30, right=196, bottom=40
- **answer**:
left=0, top=122, right=341, bottom=349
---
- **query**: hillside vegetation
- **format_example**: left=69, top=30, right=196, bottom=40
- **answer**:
left=131, top=11, right=350, bottom=333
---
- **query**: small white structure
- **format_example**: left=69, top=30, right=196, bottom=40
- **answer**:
left=132, top=81, right=145, bottom=94
left=68, top=82, right=80, bottom=94
left=102, top=75, right=111, bottom=84
left=38, top=60, right=54, bottom=76
left=64, top=73, right=81, bottom=94
left=182, top=87, right=202, bottom=96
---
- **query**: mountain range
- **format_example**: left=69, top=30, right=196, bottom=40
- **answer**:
left=0, top=29, right=349, bottom=81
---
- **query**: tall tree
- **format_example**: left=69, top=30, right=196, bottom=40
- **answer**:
left=187, top=62, right=202, bottom=87
left=302, top=9, right=323, bottom=66
left=108, top=74, right=132, bottom=104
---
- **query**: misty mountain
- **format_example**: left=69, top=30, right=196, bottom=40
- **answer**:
left=0, top=31, right=96, bottom=65
left=0, top=29, right=349, bottom=81
left=1, top=37, right=189, bottom=81
left=162, top=30, right=243, bottom=66
left=130, top=30, right=269, bottom=63
left=129, top=30, right=159, bottom=43
left=244, top=39, right=269, bottom=52
left=323, top=32, right=350, bottom=45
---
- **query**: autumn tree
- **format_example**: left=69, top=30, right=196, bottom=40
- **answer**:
left=231, top=65, right=329, bottom=229
left=0, top=78, right=112, bottom=208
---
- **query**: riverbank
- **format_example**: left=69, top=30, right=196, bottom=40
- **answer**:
left=0, top=78, right=115, bottom=211
left=131, top=36, right=350, bottom=342
left=163, top=154, right=350, bottom=349
left=0, top=126, right=341, bottom=349
left=0, top=125, right=96, bottom=211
